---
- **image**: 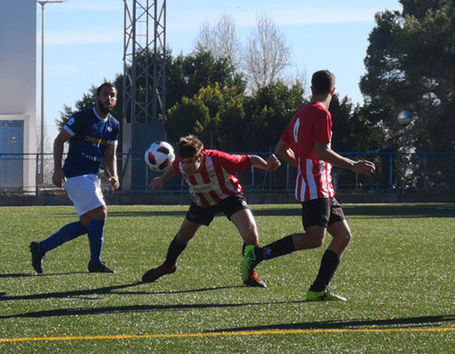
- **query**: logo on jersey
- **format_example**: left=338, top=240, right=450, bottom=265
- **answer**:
left=85, top=136, right=109, bottom=146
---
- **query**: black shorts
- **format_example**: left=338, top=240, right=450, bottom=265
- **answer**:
left=301, top=197, right=345, bottom=229
left=186, top=193, right=249, bottom=226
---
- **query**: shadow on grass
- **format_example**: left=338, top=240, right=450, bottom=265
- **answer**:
left=0, top=272, right=86, bottom=278
left=54, top=204, right=454, bottom=219
left=0, top=300, right=301, bottom=319
left=0, top=282, right=244, bottom=303
left=251, top=204, right=454, bottom=218
left=211, top=314, right=455, bottom=332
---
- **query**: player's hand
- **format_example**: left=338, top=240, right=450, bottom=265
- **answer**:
left=266, top=154, right=281, bottom=171
left=353, top=160, right=376, bottom=175
left=109, top=175, right=120, bottom=190
left=52, top=168, right=65, bottom=188
left=149, top=177, right=163, bottom=190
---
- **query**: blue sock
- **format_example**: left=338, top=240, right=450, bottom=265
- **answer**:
left=87, top=219, right=105, bottom=266
left=40, top=221, right=88, bottom=252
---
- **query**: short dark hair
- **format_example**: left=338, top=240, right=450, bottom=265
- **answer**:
left=96, top=82, right=117, bottom=97
left=311, top=70, right=335, bottom=95
left=177, top=135, right=204, bottom=159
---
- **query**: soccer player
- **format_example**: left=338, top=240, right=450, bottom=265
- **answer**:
left=141, top=134, right=281, bottom=287
left=29, top=82, right=120, bottom=274
left=241, top=70, right=376, bottom=301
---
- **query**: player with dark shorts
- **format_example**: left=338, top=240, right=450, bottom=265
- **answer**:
left=186, top=193, right=248, bottom=226
left=302, top=197, right=345, bottom=229
left=241, top=70, right=375, bottom=301
left=141, top=134, right=281, bottom=287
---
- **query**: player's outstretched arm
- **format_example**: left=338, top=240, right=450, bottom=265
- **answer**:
left=249, top=154, right=281, bottom=172
left=149, top=167, right=176, bottom=190
left=315, top=142, right=375, bottom=175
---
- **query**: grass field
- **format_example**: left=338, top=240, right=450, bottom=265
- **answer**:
left=0, top=203, right=454, bottom=354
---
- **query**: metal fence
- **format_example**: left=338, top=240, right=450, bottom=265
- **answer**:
left=0, top=152, right=454, bottom=197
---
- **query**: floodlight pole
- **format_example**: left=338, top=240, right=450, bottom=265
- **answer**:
left=37, top=0, right=63, bottom=185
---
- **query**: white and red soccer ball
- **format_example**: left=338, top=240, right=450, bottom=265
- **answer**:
left=144, top=141, right=175, bottom=172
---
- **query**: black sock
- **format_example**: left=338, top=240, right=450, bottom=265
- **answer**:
left=310, top=250, right=340, bottom=292
left=164, top=237, right=187, bottom=267
left=262, top=235, right=295, bottom=260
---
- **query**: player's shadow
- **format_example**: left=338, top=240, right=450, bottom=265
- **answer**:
left=250, top=204, right=455, bottom=218
left=0, top=282, right=243, bottom=303
left=0, top=282, right=143, bottom=302
left=0, top=297, right=301, bottom=319
left=210, top=314, right=455, bottom=332
left=0, top=271, right=86, bottom=278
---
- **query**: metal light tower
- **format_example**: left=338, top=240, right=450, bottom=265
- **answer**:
left=123, top=0, right=167, bottom=189
left=37, top=0, right=63, bottom=184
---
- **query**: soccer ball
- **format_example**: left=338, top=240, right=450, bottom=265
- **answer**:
left=397, top=110, right=412, bottom=126
left=144, top=141, right=175, bottom=172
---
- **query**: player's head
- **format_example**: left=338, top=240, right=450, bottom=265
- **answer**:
left=177, top=135, right=204, bottom=175
left=96, top=82, right=117, bottom=115
left=311, top=70, right=335, bottom=96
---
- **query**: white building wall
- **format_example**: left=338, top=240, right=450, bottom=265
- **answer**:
left=0, top=0, right=36, bottom=191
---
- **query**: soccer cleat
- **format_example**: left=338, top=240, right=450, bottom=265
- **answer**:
left=30, top=241, right=45, bottom=274
left=142, top=263, right=177, bottom=283
left=240, top=245, right=260, bottom=283
left=244, top=271, right=267, bottom=288
left=306, top=289, right=347, bottom=302
left=88, top=262, right=115, bottom=273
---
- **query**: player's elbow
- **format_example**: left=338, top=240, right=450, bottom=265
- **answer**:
left=315, top=144, right=330, bottom=161
left=315, top=149, right=325, bottom=161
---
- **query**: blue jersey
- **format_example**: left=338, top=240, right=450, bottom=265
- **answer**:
left=62, top=107, right=120, bottom=178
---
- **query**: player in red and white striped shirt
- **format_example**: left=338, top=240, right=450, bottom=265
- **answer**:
left=142, top=135, right=281, bottom=287
left=241, top=70, right=375, bottom=301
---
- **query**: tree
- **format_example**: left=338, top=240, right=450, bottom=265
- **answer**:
left=196, top=14, right=242, bottom=69
left=360, top=0, right=454, bottom=191
left=244, top=14, right=292, bottom=91
left=360, top=0, right=454, bottom=152
left=243, top=80, right=305, bottom=151
left=166, top=83, right=246, bottom=150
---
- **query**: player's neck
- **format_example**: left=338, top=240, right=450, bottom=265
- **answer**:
left=95, top=105, right=109, bottom=120
left=311, top=95, right=331, bottom=109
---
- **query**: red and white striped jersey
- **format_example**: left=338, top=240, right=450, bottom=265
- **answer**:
left=281, top=101, right=335, bottom=202
left=172, top=150, right=251, bottom=207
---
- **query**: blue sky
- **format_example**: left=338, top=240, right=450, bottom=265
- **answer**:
left=39, top=0, right=402, bottom=143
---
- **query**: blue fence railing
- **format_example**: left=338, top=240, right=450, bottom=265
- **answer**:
left=0, top=151, right=454, bottom=196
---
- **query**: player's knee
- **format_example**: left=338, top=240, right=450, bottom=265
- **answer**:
left=312, top=236, right=325, bottom=248
left=336, top=231, right=352, bottom=248
left=98, top=206, right=108, bottom=220
left=305, top=229, right=325, bottom=248
left=344, top=232, right=352, bottom=246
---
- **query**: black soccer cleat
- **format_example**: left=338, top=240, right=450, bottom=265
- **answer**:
left=88, top=261, right=115, bottom=273
left=142, top=263, right=177, bottom=283
left=30, top=241, right=45, bottom=274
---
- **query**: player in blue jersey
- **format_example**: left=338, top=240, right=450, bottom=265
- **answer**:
left=30, top=82, right=120, bottom=274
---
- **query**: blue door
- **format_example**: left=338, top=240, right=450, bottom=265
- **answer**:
left=0, top=120, right=24, bottom=191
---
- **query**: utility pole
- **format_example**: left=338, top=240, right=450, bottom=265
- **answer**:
left=37, top=0, right=63, bottom=184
